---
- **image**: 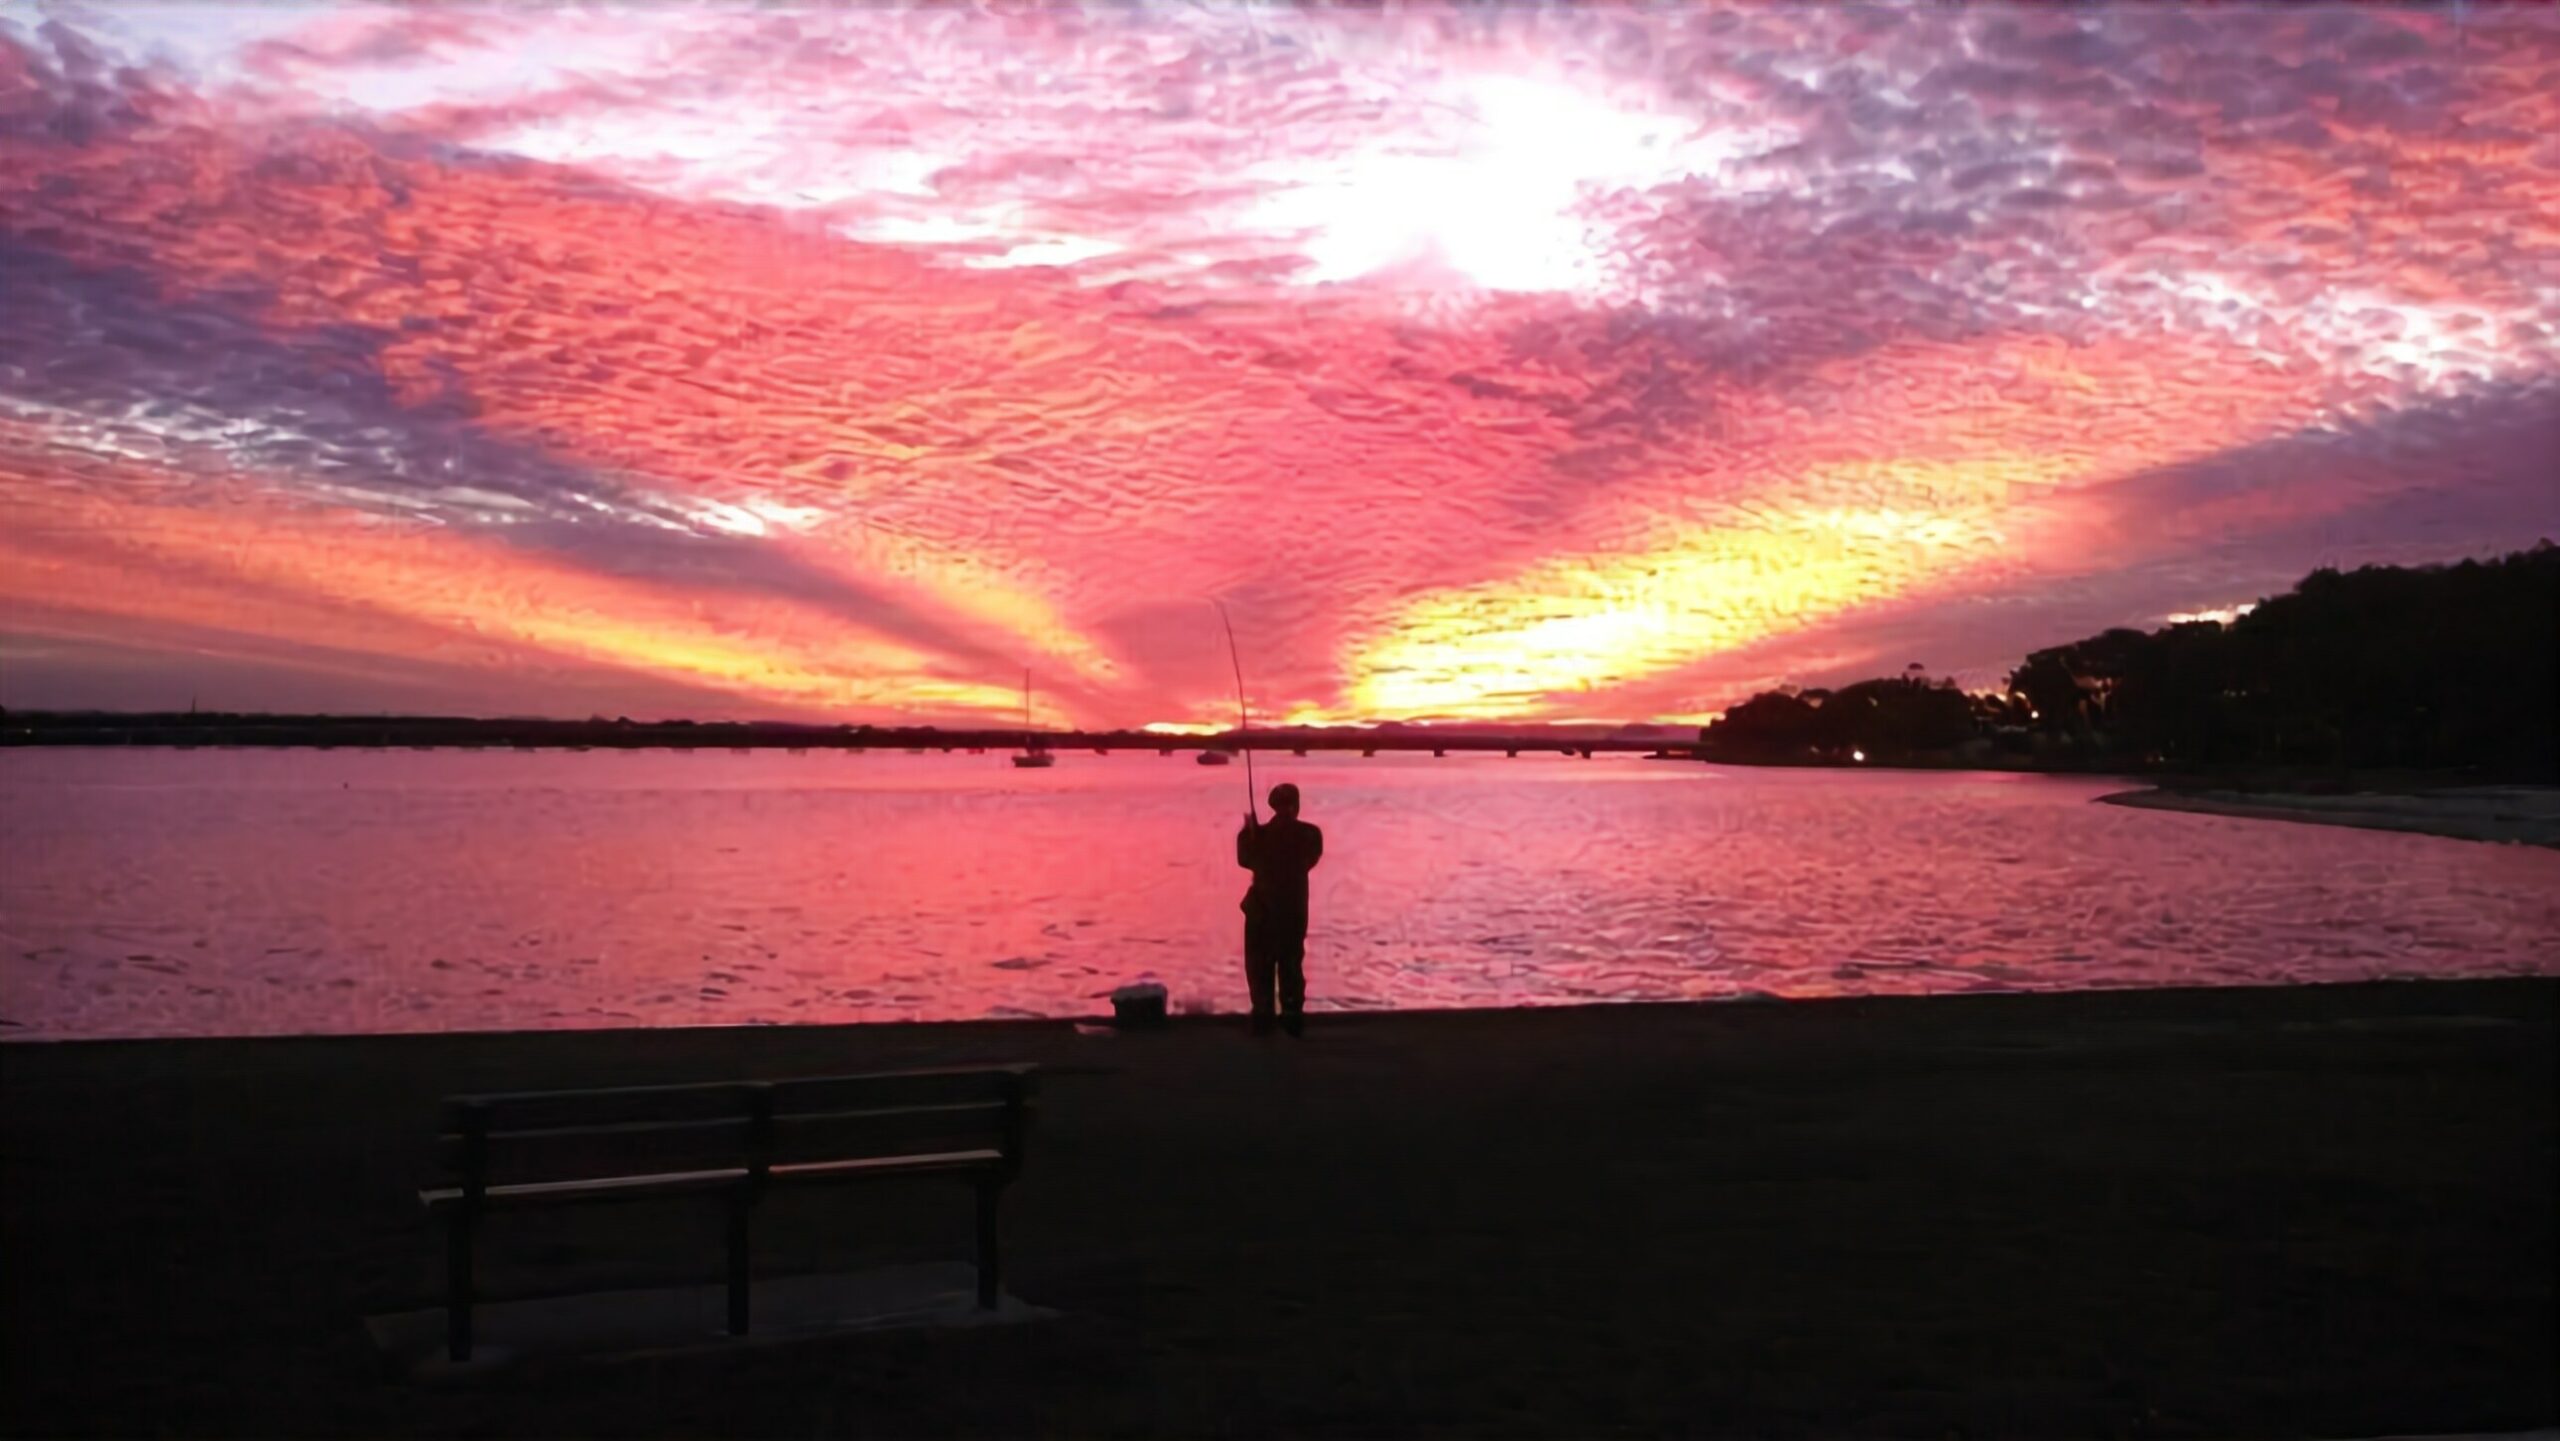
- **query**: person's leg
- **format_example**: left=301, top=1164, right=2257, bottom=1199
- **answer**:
left=1278, top=924, right=1307, bottom=1035
left=1243, top=913, right=1277, bottom=1033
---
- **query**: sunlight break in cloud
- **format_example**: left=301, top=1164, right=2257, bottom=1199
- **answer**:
left=2, top=2, right=2555, bottom=725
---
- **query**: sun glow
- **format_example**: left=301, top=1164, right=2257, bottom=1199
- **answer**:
left=7, top=4, right=2552, bottom=726
left=1338, top=494, right=2018, bottom=719
left=1245, top=75, right=1789, bottom=295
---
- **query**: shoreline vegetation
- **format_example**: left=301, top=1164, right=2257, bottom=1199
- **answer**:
left=4, top=979, right=2549, bottom=1437
left=1693, top=543, right=2557, bottom=784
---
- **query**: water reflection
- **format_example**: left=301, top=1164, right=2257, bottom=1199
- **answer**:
left=3, top=750, right=2555, bottom=1038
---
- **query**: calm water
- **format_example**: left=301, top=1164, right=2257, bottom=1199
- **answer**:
left=4, top=749, right=2555, bottom=1039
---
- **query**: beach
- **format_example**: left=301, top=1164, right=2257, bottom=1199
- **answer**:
left=2099, top=786, right=2560, bottom=848
left=3, top=978, right=2552, bottom=1438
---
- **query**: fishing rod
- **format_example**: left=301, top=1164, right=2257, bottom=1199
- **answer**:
left=1214, top=599, right=1257, bottom=821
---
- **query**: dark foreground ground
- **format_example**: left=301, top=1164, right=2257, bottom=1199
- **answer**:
left=4, top=979, right=2553, bottom=1439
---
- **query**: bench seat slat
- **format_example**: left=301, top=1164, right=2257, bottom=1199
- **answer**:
left=445, top=1099, right=997, bottom=1152
left=768, top=1105, right=1007, bottom=1166
left=775, top=1099, right=1007, bottom=1126
left=453, top=1083, right=760, bottom=1132
left=422, top=1166, right=747, bottom=1210
left=448, top=1063, right=1031, bottom=1123
left=772, top=1070, right=1026, bottom=1114
left=769, top=1148, right=1007, bottom=1183
left=437, top=1119, right=753, bottom=1183
left=420, top=1150, right=1010, bottom=1211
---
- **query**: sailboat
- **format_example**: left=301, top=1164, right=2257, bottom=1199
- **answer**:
left=1011, top=669, right=1055, bottom=768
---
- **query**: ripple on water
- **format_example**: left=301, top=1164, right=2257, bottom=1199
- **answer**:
left=3, top=751, right=2556, bottom=1037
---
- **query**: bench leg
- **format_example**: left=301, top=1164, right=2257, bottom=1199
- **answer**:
left=726, top=1195, right=752, bottom=1336
left=445, top=1212, right=475, bottom=1363
left=974, top=1179, right=1002, bottom=1311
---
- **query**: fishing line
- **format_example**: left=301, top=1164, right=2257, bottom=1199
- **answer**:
left=1214, top=599, right=1257, bottom=817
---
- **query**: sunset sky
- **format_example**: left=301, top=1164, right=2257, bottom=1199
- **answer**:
left=3, top=2, right=2554, bottom=728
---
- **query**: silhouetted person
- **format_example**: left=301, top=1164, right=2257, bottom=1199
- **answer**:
left=1237, top=782, right=1322, bottom=1037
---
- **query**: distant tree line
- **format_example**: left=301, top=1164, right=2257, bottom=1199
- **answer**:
left=1700, top=543, right=2558, bottom=779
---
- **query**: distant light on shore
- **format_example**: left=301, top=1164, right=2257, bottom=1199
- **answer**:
left=2163, top=602, right=2260, bottom=627
left=1852, top=749, right=1866, bottom=763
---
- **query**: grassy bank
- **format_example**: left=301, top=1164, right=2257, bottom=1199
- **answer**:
left=4, top=980, right=2553, bottom=1438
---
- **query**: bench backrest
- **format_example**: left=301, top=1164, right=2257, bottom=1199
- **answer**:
left=434, top=1065, right=1033, bottom=1194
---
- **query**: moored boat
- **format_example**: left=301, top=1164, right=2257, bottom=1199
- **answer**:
left=1013, top=668, right=1055, bottom=768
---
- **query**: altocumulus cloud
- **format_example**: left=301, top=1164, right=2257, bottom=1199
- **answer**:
left=1, top=2, right=2554, bottom=722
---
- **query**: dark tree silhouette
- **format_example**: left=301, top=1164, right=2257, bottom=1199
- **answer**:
left=1703, top=688, right=1828, bottom=762
left=1702, top=543, right=2557, bottom=779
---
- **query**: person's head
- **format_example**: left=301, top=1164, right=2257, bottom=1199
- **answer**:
left=1268, top=782, right=1301, bottom=818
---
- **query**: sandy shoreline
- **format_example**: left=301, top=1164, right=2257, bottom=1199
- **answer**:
left=2099, top=785, right=2560, bottom=847
left=4, top=979, right=2553, bottom=1438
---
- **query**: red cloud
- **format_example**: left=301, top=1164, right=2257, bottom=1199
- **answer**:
left=2, top=6, right=2555, bottom=722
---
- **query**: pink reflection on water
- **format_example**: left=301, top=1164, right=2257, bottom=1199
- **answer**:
left=3, top=750, right=2556, bottom=1039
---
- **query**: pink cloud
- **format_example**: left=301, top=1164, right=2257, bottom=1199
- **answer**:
left=1, top=4, right=2554, bottom=724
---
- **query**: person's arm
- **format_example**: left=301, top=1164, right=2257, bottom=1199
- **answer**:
left=1236, top=817, right=1257, bottom=869
left=1306, top=824, right=1323, bottom=871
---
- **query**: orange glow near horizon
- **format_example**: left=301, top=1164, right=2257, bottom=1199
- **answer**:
left=2, top=4, right=2554, bottom=724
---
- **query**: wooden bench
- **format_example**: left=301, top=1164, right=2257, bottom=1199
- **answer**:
left=421, top=1064, right=1032, bottom=1362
